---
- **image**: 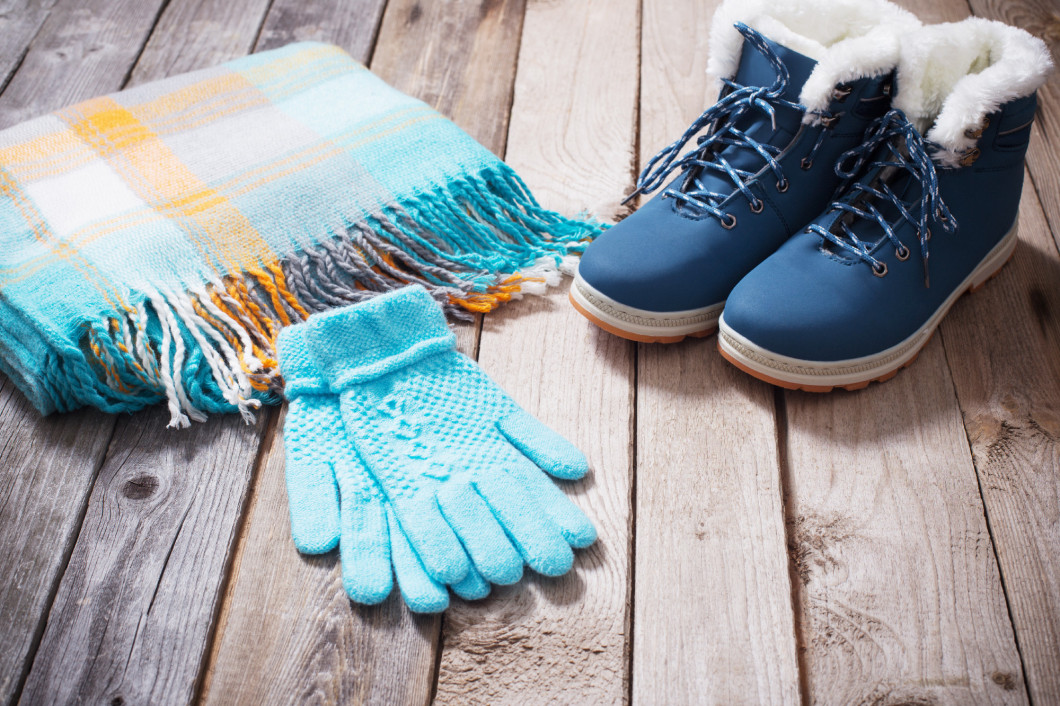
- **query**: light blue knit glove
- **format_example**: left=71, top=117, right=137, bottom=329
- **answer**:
left=277, top=325, right=489, bottom=613
left=305, top=285, right=597, bottom=588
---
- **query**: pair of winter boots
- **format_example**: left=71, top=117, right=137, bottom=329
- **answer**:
left=570, top=0, right=1052, bottom=391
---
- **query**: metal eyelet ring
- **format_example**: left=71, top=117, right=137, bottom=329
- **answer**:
left=935, top=207, right=947, bottom=223
left=721, top=214, right=737, bottom=230
left=959, top=147, right=981, bottom=166
left=776, top=178, right=789, bottom=193
left=872, top=262, right=888, bottom=278
left=924, top=227, right=932, bottom=242
left=832, top=85, right=852, bottom=102
left=820, top=114, right=841, bottom=129
left=896, top=245, right=910, bottom=261
left=801, top=157, right=813, bottom=170
left=750, top=199, right=764, bottom=214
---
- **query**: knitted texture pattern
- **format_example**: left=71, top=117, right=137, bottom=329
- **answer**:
left=277, top=324, right=489, bottom=612
left=0, top=42, right=602, bottom=426
left=303, top=285, right=597, bottom=590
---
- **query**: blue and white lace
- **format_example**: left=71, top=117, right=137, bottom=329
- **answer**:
left=809, top=109, right=957, bottom=285
left=625, top=23, right=827, bottom=224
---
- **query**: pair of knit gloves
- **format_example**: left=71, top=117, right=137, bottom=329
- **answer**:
left=276, top=285, right=596, bottom=612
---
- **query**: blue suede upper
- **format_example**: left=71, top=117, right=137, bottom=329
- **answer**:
left=723, top=95, right=1035, bottom=361
left=577, top=33, right=893, bottom=313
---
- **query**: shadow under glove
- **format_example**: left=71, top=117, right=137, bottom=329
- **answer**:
left=305, top=285, right=597, bottom=590
left=277, top=325, right=490, bottom=613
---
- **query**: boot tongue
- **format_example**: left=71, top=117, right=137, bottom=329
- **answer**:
left=732, top=34, right=816, bottom=105
left=681, top=34, right=816, bottom=205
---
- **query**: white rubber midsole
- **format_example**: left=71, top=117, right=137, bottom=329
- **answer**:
left=571, top=272, right=724, bottom=338
left=718, top=219, right=1019, bottom=387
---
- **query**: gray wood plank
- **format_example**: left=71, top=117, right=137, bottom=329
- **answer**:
left=435, top=0, right=639, bottom=701
left=0, top=0, right=170, bottom=703
left=941, top=172, right=1060, bottom=704
left=10, top=0, right=278, bottom=702
left=0, top=0, right=62, bottom=93
left=0, top=379, right=114, bottom=706
left=202, top=2, right=530, bottom=702
left=256, top=0, right=387, bottom=57
left=19, top=408, right=268, bottom=706
left=632, top=2, right=800, bottom=702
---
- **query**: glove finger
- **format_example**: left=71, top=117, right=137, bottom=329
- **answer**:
left=451, top=565, right=491, bottom=601
left=391, top=493, right=471, bottom=585
left=506, top=460, right=598, bottom=549
left=475, top=472, right=573, bottom=577
left=388, top=506, right=449, bottom=613
left=496, top=407, right=589, bottom=480
left=437, top=481, right=523, bottom=586
left=336, top=465, right=393, bottom=605
left=284, top=458, right=340, bottom=554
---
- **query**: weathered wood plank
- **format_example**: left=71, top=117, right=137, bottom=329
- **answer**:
left=940, top=172, right=1060, bottom=704
left=0, top=381, right=114, bottom=706
left=255, top=0, right=387, bottom=57
left=785, top=346, right=1027, bottom=704
left=19, top=408, right=268, bottom=706
left=435, top=0, right=638, bottom=702
left=0, top=0, right=170, bottom=703
left=202, top=2, right=529, bottom=702
left=12, top=0, right=278, bottom=703
left=128, top=0, right=271, bottom=85
left=632, top=2, right=800, bottom=703
left=0, top=0, right=62, bottom=94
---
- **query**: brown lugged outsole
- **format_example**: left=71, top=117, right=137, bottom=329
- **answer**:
left=569, top=291, right=716, bottom=343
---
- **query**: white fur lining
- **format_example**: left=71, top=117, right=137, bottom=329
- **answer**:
left=706, top=0, right=920, bottom=123
left=892, top=18, right=1053, bottom=167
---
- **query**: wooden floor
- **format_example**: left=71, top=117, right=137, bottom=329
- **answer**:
left=2, top=0, right=1059, bottom=703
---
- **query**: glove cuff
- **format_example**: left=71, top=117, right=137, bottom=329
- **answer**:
left=306, top=285, right=456, bottom=390
left=276, top=324, right=330, bottom=398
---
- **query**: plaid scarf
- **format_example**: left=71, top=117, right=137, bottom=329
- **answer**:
left=0, top=42, right=600, bottom=426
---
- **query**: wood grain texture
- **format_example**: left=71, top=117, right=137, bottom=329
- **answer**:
left=0, top=0, right=62, bottom=92
left=0, top=0, right=168, bottom=702
left=370, top=0, right=526, bottom=157
left=0, top=380, right=115, bottom=706
left=0, top=0, right=168, bottom=127
left=202, top=2, right=525, bottom=703
left=256, top=0, right=386, bottom=58
left=785, top=346, right=1027, bottom=704
left=12, top=0, right=281, bottom=702
left=128, top=0, right=271, bottom=85
left=19, top=407, right=268, bottom=706
left=940, top=173, right=1060, bottom=704
left=964, top=0, right=1060, bottom=254
left=632, top=3, right=799, bottom=703
left=434, top=0, right=639, bottom=702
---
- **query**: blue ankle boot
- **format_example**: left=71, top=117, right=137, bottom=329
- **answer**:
left=571, top=0, right=917, bottom=342
left=718, top=19, right=1053, bottom=390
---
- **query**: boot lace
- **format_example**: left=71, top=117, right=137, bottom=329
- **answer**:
left=624, top=23, right=828, bottom=223
left=808, top=109, right=956, bottom=285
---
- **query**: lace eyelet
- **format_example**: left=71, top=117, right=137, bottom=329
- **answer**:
left=831, top=85, right=852, bottom=102
left=820, top=114, right=841, bottom=129
left=800, top=157, right=813, bottom=170
left=872, top=262, right=888, bottom=277
left=721, top=214, right=737, bottom=230
left=776, top=178, right=789, bottom=193
left=924, top=227, right=932, bottom=242
left=896, top=245, right=910, bottom=261
left=935, top=208, right=947, bottom=223
left=964, top=116, right=989, bottom=139
left=750, top=199, right=764, bottom=214
left=959, top=147, right=981, bottom=166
